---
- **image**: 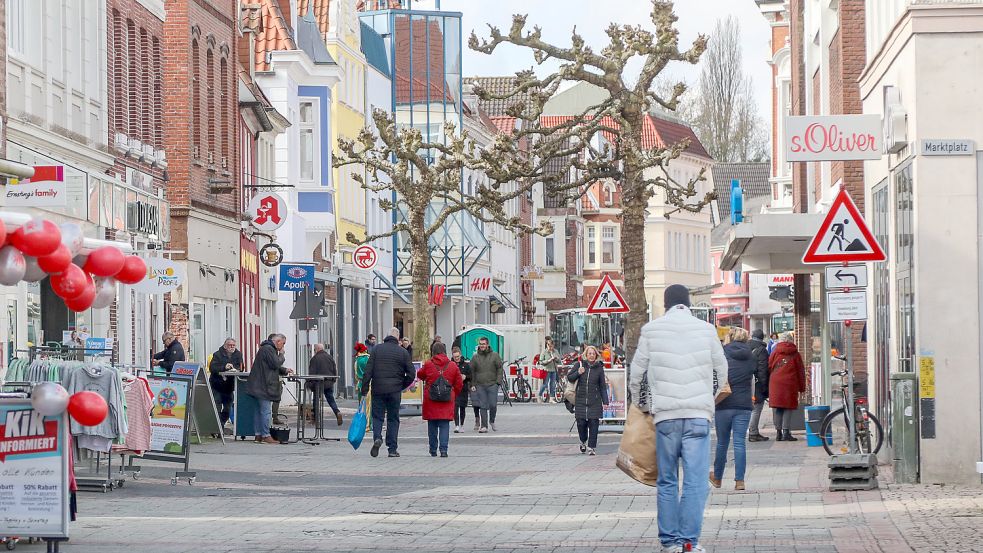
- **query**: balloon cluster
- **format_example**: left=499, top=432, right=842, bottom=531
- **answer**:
left=0, top=217, right=147, bottom=312
left=30, top=382, right=108, bottom=426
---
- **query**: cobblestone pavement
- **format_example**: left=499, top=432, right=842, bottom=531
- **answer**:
left=16, top=402, right=983, bottom=552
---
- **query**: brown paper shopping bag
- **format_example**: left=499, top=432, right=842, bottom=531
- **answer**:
left=615, top=404, right=659, bottom=486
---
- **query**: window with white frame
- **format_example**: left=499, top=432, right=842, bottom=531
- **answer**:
left=601, top=225, right=617, bottom=265
left=545, top=236, right=555, bottom=267
left=587, top=226, right=596, bottom=265
left=299, top=100, right=316, bottom=183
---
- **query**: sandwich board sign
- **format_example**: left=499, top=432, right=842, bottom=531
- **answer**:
left=802, top=188, right=886, bottom=264
left=587, top=274, right=629, bottom=314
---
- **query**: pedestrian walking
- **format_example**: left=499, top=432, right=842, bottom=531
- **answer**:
left=430, top=335, right=443, bottom=356
left=245, top=334, right=294, bottom=444
left=360, top=328, right=415, bottom=458
left=470, top=337, right=504, bottom=433
left=768, top=333, right=806, bottom=442
left=400, top=337, right=414, bottom=360
left=711, top=328, right=756, bottom=491
left=365, top=334, right=378, bottom=354
left=452, top=347, right=472, bottom=433
left=151, top=332, right=185, bottom=376
left=537, top=337, right=560, bottom=403
left=766, top=332, right=779, bottom=355
left=567, top=345, right=608, bottom=456
left=308, top=343, right=343, bottom=426
left=629, top=284, right=727, bottom=553
left=747, top=329, right=771, bottom=442
left=353, top=343, right=370, bottom=397
left=208, top=338, right=242, bottom=433
left=417, top=342, right=464, bottom=457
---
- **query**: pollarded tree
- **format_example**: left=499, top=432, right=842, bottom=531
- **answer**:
left=336, top=108, right=616, bottom=360
left=470, top=0, right=714, bottom=359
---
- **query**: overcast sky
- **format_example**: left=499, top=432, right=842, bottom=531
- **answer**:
left=443, top=0, right=772, bottom=122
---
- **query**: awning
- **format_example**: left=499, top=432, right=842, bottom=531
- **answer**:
left=491, top=285, right=519, bottom=309
left=720, top=213, right=825, bottom=274
left=373, top=270, right=411, bottom=304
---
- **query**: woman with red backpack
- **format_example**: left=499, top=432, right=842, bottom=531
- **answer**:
left=417, top=342, right=464, bottom=457
left=768, top=334, right=806, bottom=441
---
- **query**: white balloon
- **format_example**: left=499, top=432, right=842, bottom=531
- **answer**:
left=91, top=276, right=117, bottom=309
left=0, top=246, right=27, bottom=285
left=31, top=382, right=70, bottom=416
left=23, top=256, right=47, bottom=282
left=59, top=222, right=85, bottom=256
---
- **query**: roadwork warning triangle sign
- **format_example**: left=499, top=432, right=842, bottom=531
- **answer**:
left=587, top=274, right=630, bottom=314
left=802, top=188, right=886, bottom=264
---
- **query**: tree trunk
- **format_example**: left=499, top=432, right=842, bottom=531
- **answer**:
left=620, top=110, right=650, bottom=363
left=409, top=219, right=432, bottom=363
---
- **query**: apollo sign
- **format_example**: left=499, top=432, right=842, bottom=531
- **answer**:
left=786, top=115, right=883, bottom=162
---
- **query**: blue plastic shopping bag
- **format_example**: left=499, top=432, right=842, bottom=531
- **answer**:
left=348, top=398, right=368, bottom=450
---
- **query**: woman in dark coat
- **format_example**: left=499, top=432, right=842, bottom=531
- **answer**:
left=768, top=335, right=807, bottom=441
left=567, top=345, right=608, bottom=456
left=711, top=328, right=756, bottom=491
left=451, top=346, right=472, bottom=433
left=417, top=343, right=464, bottom=457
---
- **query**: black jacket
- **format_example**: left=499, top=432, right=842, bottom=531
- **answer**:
left=748, top=337, right=770, bottom=400
left=568, top=358, right=609, bottom=420
left=454, top=357, right=472, bottom=406
left=716, top=341, right=756, bottom=411
left=307, top=350, right=337, bottom=391
left=152, top=340, right=186, bottom=373
left=246, top=340, right=289, bottom=401
left=360, top=336, right=414, bottom=396
left=208, top=347, right=243, bottom=394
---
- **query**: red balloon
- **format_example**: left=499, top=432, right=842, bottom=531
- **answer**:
left=37, top=244, right=72, bottom=274
left=50, top=264, right=88, bottom=299
left=67, top=391, right=108, bottom=426
left=83, top=246, right=125, bottom=277
left=65, top=282, right=96, bottom=312
left=115, top=255, right=147, bottom=285
left=10, top=219, right=61, bottom=257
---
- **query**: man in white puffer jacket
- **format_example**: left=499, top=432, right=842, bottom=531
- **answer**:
left=629, top=284, right=727, bottom=553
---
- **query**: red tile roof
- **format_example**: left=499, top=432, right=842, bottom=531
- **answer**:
left=253, top=0, right=297, bottom=73
left=539, top=113, right=709, bottom=158
left=489, top=116, right=516, bottom=136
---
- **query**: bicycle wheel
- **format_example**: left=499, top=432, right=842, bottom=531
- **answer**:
left=857, top=411, right=884, bottom=455
left=820, top=407, right=885, bottom=455
left=819, top=407, right=849, bottom=455
left=511, top=378, right=530, bottom=403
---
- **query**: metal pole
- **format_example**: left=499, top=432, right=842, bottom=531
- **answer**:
left=304, top=282, right=310, bottom=374
left=845, top=321, right=857, bottom=454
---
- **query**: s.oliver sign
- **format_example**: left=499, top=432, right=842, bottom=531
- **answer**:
left=786, top=115, right=883, bottom=162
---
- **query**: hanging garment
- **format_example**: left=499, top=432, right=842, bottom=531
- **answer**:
left=63, top=363, right=128, bottom=440
left=113, top=377, right=154, bottom=454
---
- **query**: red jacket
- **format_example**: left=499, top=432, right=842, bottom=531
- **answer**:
left=417, top=354, right=464, bottom=421
left=768, top=342, right=806, bottom=409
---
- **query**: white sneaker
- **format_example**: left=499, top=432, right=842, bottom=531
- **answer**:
left=587, top=448, right=596, bottom=456
left=453, top=426, right=460, bottom=433
left=661, top=545, right=682, bottom=553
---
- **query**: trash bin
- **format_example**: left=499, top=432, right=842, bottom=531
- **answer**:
left=805, top=405, right=830, bottom=447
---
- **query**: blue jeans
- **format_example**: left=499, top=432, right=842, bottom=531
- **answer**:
left=656, top=418, right=711, bottom=548
left=254, top=398, right=272, bottom=438
left=371, top=391, right=402, bottom=453
left=539, top=371, right=557, bottom=399
left=427, top=420, right=450, bottom=454
left=714, top=409, right=752, bottom=481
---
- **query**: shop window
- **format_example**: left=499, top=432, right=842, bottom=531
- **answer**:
left=872, top=181, right=891, bottom=424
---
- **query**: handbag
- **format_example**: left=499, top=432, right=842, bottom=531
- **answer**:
left=715, top=381, right=732, bottom=405
left=348, top=398, right=368, bottom=450
left=616, top=404, right=659, bottom=486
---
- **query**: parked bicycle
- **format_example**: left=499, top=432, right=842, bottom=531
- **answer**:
left=819, top=369, right=884, bottom=455
left=508, top=356, right=532, bottom=403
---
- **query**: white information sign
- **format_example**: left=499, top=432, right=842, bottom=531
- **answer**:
left=0, top=401, right=70, bottom=539
left=826, top=290, right=868, bottom=322
left=131, top=257, right=186, bottom=295
left=786, top=115, right=883, bottom=162
left=824, top=265, right=868, bottom=289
